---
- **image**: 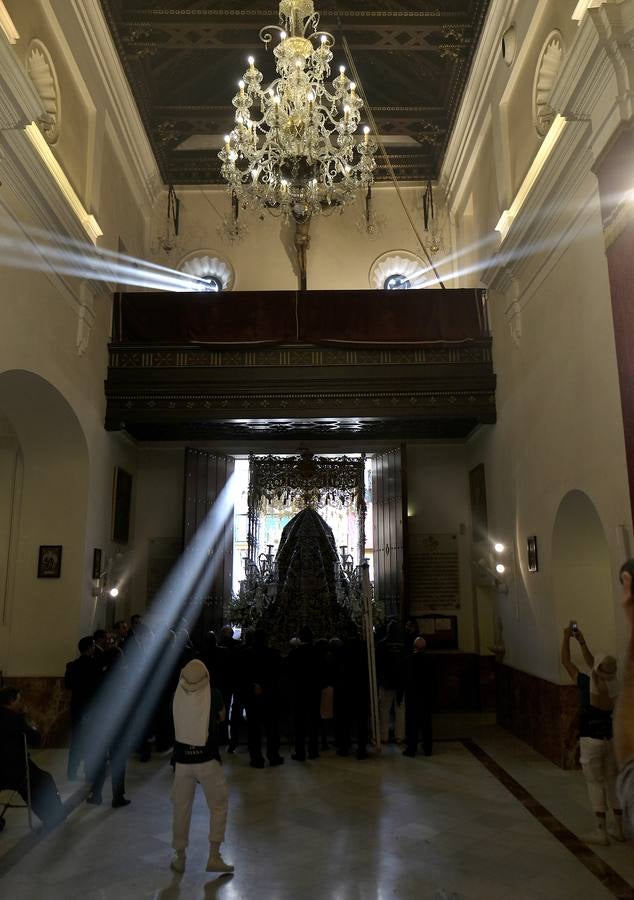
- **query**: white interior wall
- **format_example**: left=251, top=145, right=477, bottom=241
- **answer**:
left=151, top=184, right=438, bottom=292
left=406, top=444, right=476, bottom=652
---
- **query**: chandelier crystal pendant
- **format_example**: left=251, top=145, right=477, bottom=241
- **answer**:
left=218, top=0, right=377, bottom=223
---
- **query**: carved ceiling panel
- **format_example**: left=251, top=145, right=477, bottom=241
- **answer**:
left=100, top=0, right=490, bottom=185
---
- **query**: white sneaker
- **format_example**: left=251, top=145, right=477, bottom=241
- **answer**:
left=206, top=850, right=234, bottom=874
left=582, top=830, right=609, bottom=846
left=171, top=851, right=186, bottom=873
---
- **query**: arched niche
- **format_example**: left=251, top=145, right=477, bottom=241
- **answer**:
left=0, top=370, right=89, bottom=676
left=552, top=490, right=616, bottom=671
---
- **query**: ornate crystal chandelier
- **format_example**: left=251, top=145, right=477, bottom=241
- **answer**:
left=218, top=0, right=377, bottom=223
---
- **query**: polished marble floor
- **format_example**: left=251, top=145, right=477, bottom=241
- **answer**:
left=1, top=716, right=633, bottom=900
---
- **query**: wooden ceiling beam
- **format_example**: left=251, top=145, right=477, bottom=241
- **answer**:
left=119, top=22, right=470, bottom=53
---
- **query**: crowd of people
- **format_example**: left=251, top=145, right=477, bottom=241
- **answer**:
left=3, top=569, right=634, bottom=870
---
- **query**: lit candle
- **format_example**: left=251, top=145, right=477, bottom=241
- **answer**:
left=248, top=55, right=255, bottom=71
left=363, top=125, right=370, bottom=145
left=239, top=79, right=245, bottom=97
left=343, top=104, right=350, bottom=122
left=224, top=134, right=230, bottom=152
left=350, top=81, right=356, bottom=99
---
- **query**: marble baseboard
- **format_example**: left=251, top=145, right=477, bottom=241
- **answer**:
left=495, top=664, right=578, bottom=769
left=2, top=676, right=70, bottom=747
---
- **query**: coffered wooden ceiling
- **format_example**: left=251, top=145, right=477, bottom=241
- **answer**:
left=100, top=1, right=490, bottom=186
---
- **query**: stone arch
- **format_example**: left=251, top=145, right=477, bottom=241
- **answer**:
left=552, top=490, right=616, bottom=669
left=0, top=370, right=89, bottom=677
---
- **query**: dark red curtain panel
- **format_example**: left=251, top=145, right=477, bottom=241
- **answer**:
left=115, top=289, right=486, bottom=346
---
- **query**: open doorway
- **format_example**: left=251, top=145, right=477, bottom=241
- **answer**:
left=232, top=455, right=374, bottom=598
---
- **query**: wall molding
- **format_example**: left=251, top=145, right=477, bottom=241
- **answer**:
left=69, top=0, right=161, bottom=210
left=0, top=34, right=43, bottom=130
left=441, top=0, right=518, bottom=209
left=483, top=118, right=593, bottom=290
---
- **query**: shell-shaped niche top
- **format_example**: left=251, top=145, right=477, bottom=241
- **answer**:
left=533, top=31, right=564, bottom=138
left=369, top=250, right=427, bottom=291
left=27, top=40, right=60, bottom=144
left=178, top=252, right=235, bottom=292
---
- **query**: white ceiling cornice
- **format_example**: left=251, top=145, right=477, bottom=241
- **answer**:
left=69, top=0, right=162, bottom=208
left=440, top=0, right=518, bottom=207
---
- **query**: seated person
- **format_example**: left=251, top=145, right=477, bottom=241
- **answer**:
left=0, top=687, right=64, bottom=827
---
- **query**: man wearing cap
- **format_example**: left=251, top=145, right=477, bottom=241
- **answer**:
left=561, top=624, right=624, bottom=844
left=170, top=658, right=233, bottom=875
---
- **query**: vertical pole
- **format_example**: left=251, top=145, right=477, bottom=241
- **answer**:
left=362, top=562, right=380, bottom=751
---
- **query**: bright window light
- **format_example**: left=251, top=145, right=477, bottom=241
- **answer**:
left=495, top=115, right=568, bottom=242
left=24, top=122, right=103, bottom=243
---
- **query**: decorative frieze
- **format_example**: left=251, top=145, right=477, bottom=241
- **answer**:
left=109, top=341, right=493, bottom=369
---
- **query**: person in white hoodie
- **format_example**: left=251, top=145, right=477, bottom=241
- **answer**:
left=171, top=658, right=233, bottom=875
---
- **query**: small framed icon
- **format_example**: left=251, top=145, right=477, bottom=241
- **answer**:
left=38, top=545, right=62, bottom=578
left=527, top=535, right=539, bottom=573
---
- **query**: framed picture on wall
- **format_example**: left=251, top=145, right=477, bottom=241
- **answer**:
left=38, top=545, right=62, bottom=578
left=92, top=548, right=102, bottom=580
left=112, top=467, right=133, bottom=544
left=527, top=535, right=539, bottom=572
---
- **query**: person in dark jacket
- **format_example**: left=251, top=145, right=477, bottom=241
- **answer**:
left=334, top=627, right=370, bottom=760
left=376, top=620, right=406, bottom=744
left=64, top=635, right=100, bottom=779
left=403, top=636, right=433, bottom=757
left=0, top=687, right=63, bottom=826
left=287, top=626, right=321, bottom=761
left=244, top=628, right=284, bottom=768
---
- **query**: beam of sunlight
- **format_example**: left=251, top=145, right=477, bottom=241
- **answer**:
left=83, top=476, right=237, bottom=788
left=0, top=218, right=212, bottom=292
left=410, top=212, right=606, bottom=289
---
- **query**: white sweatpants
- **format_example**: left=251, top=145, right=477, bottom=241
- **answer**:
left=379, top=687, right=405, bottom=742
left=171, top=759, right=228, bottom=851
left=579, top=737, right=619, bottom=814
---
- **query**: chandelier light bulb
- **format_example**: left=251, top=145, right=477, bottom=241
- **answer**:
left=280, top=30, right=287, bottom=39
left=494, top=542, right=505, bottom=553
left=248, top=55, right=255, bottom=66
left=320, top=34, right=327, bottom=43
left=350, top=82, right=356, bottom=91
left=109, top=587, right=119, bottom=598
left=238, top=79, right=245, bottom=91
left=495, top=563, right=506, bottom=575
left=339, top=65, right=345, bottom=74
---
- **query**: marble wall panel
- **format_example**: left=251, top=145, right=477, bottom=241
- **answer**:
left=496, top=663, right=578, bottom=768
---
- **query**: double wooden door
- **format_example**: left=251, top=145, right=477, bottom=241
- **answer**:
left=371, top=446, right=408, bottom=623
left=183, top=448, right=235, bottom=641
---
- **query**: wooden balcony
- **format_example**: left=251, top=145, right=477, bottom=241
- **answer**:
left=105, top=289, right=496, bottom=441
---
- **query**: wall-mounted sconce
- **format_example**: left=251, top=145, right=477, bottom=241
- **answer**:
left=473, top=539, right=514, bottom=593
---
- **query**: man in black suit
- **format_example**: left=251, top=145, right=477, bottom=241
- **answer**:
left=64, top=636, right=100, bottom=779
left=0, top=687, right=63, bottom=826
left=403, top=636, right=434, bottom=757
left=244, top=628, right=284, bottom=768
